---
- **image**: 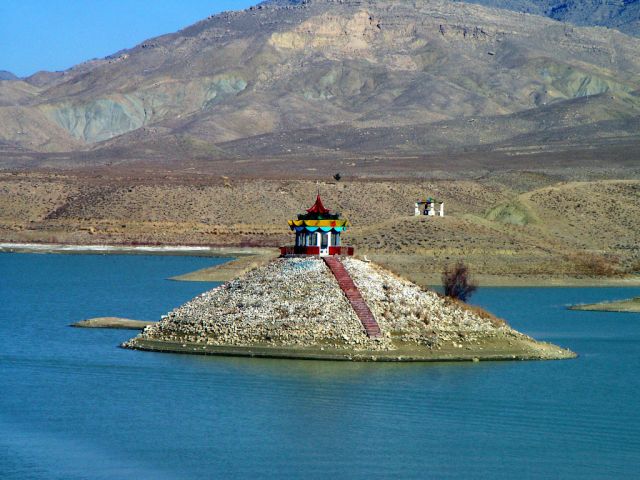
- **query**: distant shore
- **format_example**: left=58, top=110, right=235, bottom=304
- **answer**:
left=569, top=297, right=640, bottom=313
left=2, top=242, right=639, bottom=288
left=400, top=273, right=640, bottom=288
left=0, top=242, right=268, bottom=257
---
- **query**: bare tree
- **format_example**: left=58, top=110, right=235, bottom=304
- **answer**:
left=442, top=261, right=477, bottom=302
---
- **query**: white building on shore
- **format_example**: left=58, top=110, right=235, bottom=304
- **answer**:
left=414, top=197, right=444, bottom=217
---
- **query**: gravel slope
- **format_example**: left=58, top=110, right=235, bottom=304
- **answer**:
left=124, top=257, right=548, bottom=358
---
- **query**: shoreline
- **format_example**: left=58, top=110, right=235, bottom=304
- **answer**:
left=124, top=337, right=576, bottom=362
left=71, top=317, right=155, bottom=330
left=0, top=242, right=268, bottom=257
left=405, top=273, right=640, bottom=288
left=170, top=249, right=280, bottom=282
left=2, top=242, right=639, bottom=288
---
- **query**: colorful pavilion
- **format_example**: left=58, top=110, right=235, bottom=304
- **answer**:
left=414, top=196, right=445, bottom=217
left=280, top=195, right=354, bottom=257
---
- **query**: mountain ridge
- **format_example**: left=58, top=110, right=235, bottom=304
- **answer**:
left=261, top=0, right=640, bottom=36
left=0, top=0, right=638, bottom=172
left=453, top=0, right=640, bottom=37
left=0, top=71, right=18, bottom=81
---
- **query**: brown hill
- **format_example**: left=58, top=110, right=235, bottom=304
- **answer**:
left=0, top=0, right=639, bottom=171
left=1, top=172, right=638, bottom=284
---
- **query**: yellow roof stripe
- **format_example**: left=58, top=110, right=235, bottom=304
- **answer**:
left=288, top=219, right=350, bottom=228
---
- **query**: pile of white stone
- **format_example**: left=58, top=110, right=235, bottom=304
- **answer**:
left=130, top=257, right=385, bottom=350
left=342, top=258, right=517, bottom=347
left=126, top=257, right=517, bottom=351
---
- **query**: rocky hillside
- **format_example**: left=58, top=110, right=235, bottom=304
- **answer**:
left=452, top=0, right=640, bottom=37
left=0, top=0, right=639, bottom=168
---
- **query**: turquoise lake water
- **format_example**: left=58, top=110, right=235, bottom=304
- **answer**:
left=1, top=253, right=639, bottom=479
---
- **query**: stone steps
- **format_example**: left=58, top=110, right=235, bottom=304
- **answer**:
left=323, top=257, right=382, bottom=338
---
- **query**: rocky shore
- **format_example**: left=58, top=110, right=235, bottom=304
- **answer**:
left=569, top=297, right=640, bottom=313
left=123, top=257, right=575, bottom=361
left=72, top=317, right=154, bottom=330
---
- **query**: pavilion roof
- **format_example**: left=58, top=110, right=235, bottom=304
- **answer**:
left=306, top=195, right=331, bottom=215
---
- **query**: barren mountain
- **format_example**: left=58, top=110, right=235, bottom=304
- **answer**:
left=0, top=0, right=639, bottom=172
left=453, top=0, right=640, bottom=37
left=0, top=71, right=18, bottom=81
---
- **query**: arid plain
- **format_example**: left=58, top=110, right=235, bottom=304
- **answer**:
left=2, top=168, right=638, bottom=287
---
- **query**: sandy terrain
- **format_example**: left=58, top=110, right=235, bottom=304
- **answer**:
left=1, top=171, right=638, bottom=287
left=171, top=249, right=279, bottom=282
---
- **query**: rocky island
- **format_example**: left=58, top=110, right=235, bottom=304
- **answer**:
left=72, top=317, right=154, bottom=330
left=569, top=297, right=640, bottom=313
left=123, top=256, right=575, bottom=362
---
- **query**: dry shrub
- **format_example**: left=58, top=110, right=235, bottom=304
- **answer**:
left=442, top=261, right=477, bottom=302
left=569, top=252, right=621, bottom=277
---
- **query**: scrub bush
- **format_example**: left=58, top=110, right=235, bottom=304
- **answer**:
left=442, top=261, right=477, bottom=302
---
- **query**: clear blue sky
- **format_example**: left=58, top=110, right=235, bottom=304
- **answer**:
left=0, top=0, right=256, bottom=77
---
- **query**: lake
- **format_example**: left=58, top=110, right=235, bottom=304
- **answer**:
left=1, top=253, right=639, bottom=479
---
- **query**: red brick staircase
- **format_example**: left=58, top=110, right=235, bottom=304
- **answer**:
left=323, top=257, right=382, bottom=339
